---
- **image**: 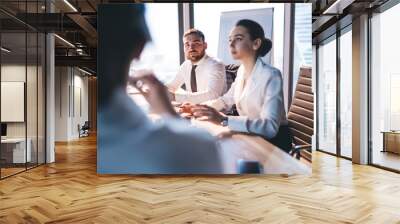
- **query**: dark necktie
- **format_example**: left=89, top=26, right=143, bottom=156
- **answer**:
left=190, top=65, right=198, bottom=92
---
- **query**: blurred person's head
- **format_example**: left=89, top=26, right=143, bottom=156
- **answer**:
left=183, top=29, right=207, bottom=63
left=229, top=19, right=272, bottom=62
left=98, top=4, right=151, bottom=107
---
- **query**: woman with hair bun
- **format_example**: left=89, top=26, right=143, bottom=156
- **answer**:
left=192, top=19, right=291, bottom=153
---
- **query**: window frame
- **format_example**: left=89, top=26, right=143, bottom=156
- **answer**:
left=368, top=0, right=400, bottom=173
left=315, top=21, right=353, bottom=161
left=0, top=1, right=47, bottom=180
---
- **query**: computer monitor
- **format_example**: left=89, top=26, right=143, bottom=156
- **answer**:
left=1, top=123, right=7, bottom=137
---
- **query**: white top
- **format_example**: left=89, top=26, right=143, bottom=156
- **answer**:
left=98, top=88, right=223, bottom=174
left=166, top=54, right=226, bottom=104
left=206, top=58, right=287, bottom=139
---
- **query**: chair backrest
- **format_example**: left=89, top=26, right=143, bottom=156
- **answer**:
left=82, top=121, right=90, bottom=129
left=225, top=64, right=240, bottom=92
left=224, top=64, right=240, bottom=116
left=288, top=66, right=314, bottom=147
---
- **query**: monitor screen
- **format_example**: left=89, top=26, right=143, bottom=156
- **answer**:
left=1, top=123, right=7, bottom=137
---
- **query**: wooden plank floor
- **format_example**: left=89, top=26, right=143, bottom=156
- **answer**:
left=1, top=135, right=400, bottom=223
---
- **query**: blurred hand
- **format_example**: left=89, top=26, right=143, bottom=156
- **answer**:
left=129, top=74, right=178, bottom=117
left=177, top=102, right=195, bottom=114
left=216, top=131, right=234, bottom=139
left=167, top=91, right=175, bottom=101
left=191, top=104, right=226, bottom=125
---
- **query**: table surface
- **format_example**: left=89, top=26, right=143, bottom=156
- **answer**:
left=1, top=138, right=27, bottom=143
left=381, top=131, right=400, bottom=134
left=129, top=91, right=311, bottom=175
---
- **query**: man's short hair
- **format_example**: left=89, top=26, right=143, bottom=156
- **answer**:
left=183, top=28, right=205, bottom=42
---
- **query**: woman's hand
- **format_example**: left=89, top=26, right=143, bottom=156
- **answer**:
left=191, top=104, right=227, bottom=125
left=128, top=74, right=178, bottom=117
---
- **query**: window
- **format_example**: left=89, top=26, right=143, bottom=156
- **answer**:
left=194, top=3, right=285, bottom=72
left=339, top=27, right=352, bottom=158
left=1, top=31, right=28, bottom=177
left=292, top=3, right=312, bottom=94
left=316, top=25, right=353, bottom=159
left=130, top=4, right=180, bottom=83
left=0, top=1, right=46, bottom=179
left=317, top=36, right=337, bottom=155
left=371, top=3, right=400, bottom=171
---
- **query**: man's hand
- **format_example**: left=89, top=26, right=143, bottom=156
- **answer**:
left=129, top=74, right=178, bottom=117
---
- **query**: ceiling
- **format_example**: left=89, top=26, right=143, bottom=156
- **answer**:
left=0, top=0, right=395, bottom=74
left=0, top=0, right=137, bottom=74
left=310, top=0, right=390, bottom=43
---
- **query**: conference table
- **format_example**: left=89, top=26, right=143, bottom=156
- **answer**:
left=128, top=89, right=311, bottom=175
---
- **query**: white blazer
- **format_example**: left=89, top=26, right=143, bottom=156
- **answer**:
left=206, top=58, right=287, bottom=139
left=98, top=88, right=222, bottom=174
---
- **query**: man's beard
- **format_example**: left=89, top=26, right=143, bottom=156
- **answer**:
left=187, top=50, right=205, bottom=62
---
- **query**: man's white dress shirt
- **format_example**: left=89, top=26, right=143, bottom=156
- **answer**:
left=167, top=54, right=226, bottom=104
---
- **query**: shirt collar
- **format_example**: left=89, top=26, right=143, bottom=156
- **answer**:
left=191, top=53, right=208, bottom=66
left=242, top=57, right=263, bottom=80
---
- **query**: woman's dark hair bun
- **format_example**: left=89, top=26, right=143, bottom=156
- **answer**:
left=258, top=37, right=272, bottom=57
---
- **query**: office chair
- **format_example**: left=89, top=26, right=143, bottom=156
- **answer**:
left=224, top=64, right=240, bottom=116
left=225, top=64, right=240, bottom=91
left=287, top=66, right=313, bottom=163
left=78, top=121, right=90, bottom=138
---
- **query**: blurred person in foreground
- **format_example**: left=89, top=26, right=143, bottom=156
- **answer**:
left=97, top=4, right=222, bottom=174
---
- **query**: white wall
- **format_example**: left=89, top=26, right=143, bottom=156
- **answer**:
left=1, top=65, right=26, bottom=135
left=1, top=63, right=46, bottom=164
left=1, top=65, right=39, bottom=138
left=55, top=67, right=89, bottom=141
left=70, top=72, right=89, bottom=139
left=55, top=66, right=69, bottom=141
